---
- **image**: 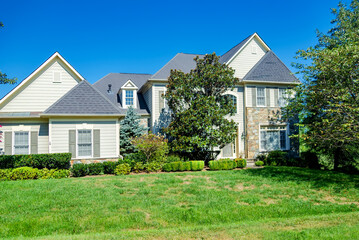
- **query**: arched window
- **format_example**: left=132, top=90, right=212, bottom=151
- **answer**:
left=225, top=94, right=237, bottom=113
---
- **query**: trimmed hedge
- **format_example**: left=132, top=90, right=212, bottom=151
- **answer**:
left=115, top=163, right=131, bottom=175
left=88, top=163, right=104, bottom=175
left=71, top=164, right=89, bottom=177
left=0, top=153, right=71, bottom=169
left=162, top=161, right=204, bottom=172
left=209, top=160, right=236, bottom=171
left=103, top=161, right=119, bottom=174
left=255, top=160, right=264, bottom=166
left=0, top=167, right=70, bottom=181
left=235, top=158, right=247, bottom=168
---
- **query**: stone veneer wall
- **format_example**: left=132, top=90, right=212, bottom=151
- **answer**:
left=246, top=107, right=282, bottom=159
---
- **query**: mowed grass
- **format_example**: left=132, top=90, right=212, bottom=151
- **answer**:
left=0, top=167, right=359, bottom=239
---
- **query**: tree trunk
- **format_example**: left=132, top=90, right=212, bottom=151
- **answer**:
left=333, top=147, right=341, bottom=171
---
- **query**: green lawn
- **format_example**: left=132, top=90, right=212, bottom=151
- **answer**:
left=1, top=167, right=359, bottom=239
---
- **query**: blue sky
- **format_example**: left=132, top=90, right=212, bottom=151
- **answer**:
left=0, top=0, right=349, bottom=98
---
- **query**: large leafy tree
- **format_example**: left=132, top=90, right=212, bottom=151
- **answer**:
left=164, top=53, right=239, bottom=159
left=0, top=22, right=16, bottom=85
left=284, top=0, right=359, bottom=170
left=120, top=107, right=148, bottom=154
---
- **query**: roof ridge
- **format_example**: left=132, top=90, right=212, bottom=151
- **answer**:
left=220, top=34, right=254, bottom=58
left=110, top=72, right=152, bottom=75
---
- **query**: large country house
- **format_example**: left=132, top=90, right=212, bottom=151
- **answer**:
left=0, top=33, right=299, bottom=161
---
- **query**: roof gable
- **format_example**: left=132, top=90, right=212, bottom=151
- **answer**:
left=0, top=52, right=84, bottom=107
left=43, top=80, right=122, bottom=115
left=219, top=33, right=270, bottom=64
left=243, top=51, right=299, bottom=83
left=121, top=79, right=138, bottom=89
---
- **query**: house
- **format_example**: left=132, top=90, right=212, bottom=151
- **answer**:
left=0, top=33, right=299, bottom=162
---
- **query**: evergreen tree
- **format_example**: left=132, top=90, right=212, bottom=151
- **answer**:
left=120, top=107, right=147, bottom=154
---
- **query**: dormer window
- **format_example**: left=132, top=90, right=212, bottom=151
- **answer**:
left=121, top=79, right=138, bottom=108
left=125, top=90, right=134, bottom=106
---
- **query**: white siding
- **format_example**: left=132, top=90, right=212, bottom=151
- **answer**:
left=228, top=38, right=268, bottom=79
left=0, top=119, right=49, bottom=154
left=50, top=119, right=118, bottom=159
left=246, top=85, right=282, bottom=107
left=0, top=59, right=80, bottom=112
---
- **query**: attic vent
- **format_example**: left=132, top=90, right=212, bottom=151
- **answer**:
left=107, top=84, right=112, bottom=94
left=53, top=72, right=61, bottom=83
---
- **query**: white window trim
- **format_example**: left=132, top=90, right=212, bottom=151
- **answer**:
left=76, top=129, right=93, bottom=158
left=257, top=87, right=266, bottom=107
left=259, top=124, right=290, bottom=152
left=121, top=80, right=138, bottom=109
left=13, top=131, right=30, bottom=155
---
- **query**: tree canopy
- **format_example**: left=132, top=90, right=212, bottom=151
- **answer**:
left=164, top=53, right=239, bottom=159
left=284, top=0, right=359, bottom=170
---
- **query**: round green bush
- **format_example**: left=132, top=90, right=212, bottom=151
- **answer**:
left=132, top=162, right=145, bottom=173
left=87, top=163, right=104, bottom=175
left=115, top=163, right=131, bottom=175
left=71, top=164, right=89, bottom=177
left=190, top=161, right=204, bottom=171
left=255, top=160, right=264, bottom=166
left=236, top=158, right=247, bottom=168
left=103, top=161, right=119, bottom=174
left=162, top=163, right=172, bottom=172
left=144, top=162, right=162, bottom=173
left=9, top=167, right=39, bottom=180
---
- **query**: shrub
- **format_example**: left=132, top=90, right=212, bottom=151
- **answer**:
left=190, top=161, right=204, bottom=171
left=37, top=168, right=56, bottom=179
left=209, top=160, right=235, bottom=170
left=132, top=133, right=169, bottom=164
left=122, top=152, right=147, bottom=168
left=52, top=169, right=71, bottom=179
left=87, top=163, right=104, bottom=175
left=167, top=155, right=182, bottom=163
left=9, top=167, right=38, bottom=180
left=103, top=161, right=119, bottom=174
left=0, top=153, right=71, bottom=169
left=71, top=164, right=89, bottom=177
left=132, top=162, right=145, bottom=173
left=179, top=162, right=191, bottom=171
left=0, top=169, right=12, bottom=181
left=301, top=151, right=320, bottom=169
left=162, top=163, right=172, bottom=172
left=255, top=154, right=267, bottom=163
left=255, top=160, right=264, bottom=166
left=235, top=158, right=247, bottom=168
left=266, top=151, right=288, bottom=166
left=115, top=163, right=131, bottom=175
left=144, top=162, right=162, bottom=173
left=171, top=162, right=181, bottom=171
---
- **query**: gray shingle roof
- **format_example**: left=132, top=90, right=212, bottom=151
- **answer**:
left=219, top=34, right=253, bottom=64
left=150, top=53, right=205, bottom=80
left=243, top=51, right=299, bottom=83
left=43, top=80, right=122, bottom=115
left=93, top=73, right=152, bottom=115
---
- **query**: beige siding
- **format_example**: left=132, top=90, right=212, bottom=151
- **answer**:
left=152, top=84, right=167, bottom=133
left=0, top=58, right=80, bottom=112
left=228, top=38, right=268, bottom=79
left=0, top=119, right=49, bottom=154
left=246, top=85, right=284, bottom=107
left=50, top=119, right=118, bottom=159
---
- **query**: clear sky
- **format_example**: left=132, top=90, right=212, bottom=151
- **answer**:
left=0, top=0, right=350, bottom=98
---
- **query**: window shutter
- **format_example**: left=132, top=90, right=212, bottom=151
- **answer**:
left=93, top=129, right=100, bottom=158
left=69, top=130, right=76, bottom=158
left=274, top=88, right=279, bottom=107
left=251, top=87, right=256, bottom=107
left=4, top=132, right=12, bottom=155
left=31, top=131, right=38, bottom=154
left=266, top=88, right=271, bottom=107
left=159, top=91, right=164, bottom=112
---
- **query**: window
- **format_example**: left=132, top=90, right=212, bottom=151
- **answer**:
left=125, top=90, right=134, bottom=106
left=159, top=90, right=169, bottom=112
left=14, top=131, right=29, bottom=154
left=251, top=45, right=257, bottom=54
left=260, top=126, right=287, bottom=151
left=278, top=88, right=287, bottom=107
left=226, top=94, right=237, bottom=113
left=222, top=142, right=234, bottom=157
left=53, top=72, right=61, bottom=83
left=257, top=87, right=265, bottom=106
left=78, top=130, right=92, bottom=157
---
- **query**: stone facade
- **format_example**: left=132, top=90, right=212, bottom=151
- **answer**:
left=245, top=107, right=282, bottom=159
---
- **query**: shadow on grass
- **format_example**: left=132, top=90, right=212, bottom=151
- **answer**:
left=243, top=167, right=359, bottom=191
